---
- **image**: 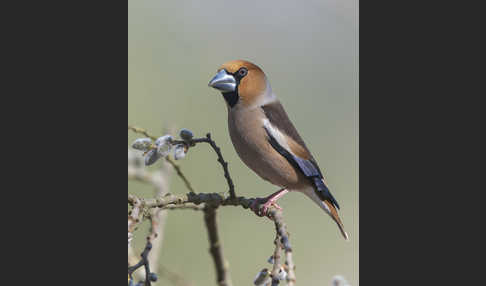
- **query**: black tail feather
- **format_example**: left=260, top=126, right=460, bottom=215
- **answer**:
left=313, top=177, right=340, bottom=210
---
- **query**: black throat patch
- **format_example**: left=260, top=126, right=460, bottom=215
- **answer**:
left=222, top=91, right=239, bottom=108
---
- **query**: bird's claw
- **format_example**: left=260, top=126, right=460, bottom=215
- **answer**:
left=272, top=203, right=283, bottom=210
left=250, top=199, right=265, bottom=217
left=251, top=198, right=283, bottom=217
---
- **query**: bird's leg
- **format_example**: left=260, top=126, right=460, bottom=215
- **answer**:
left=251, top=188, right=289, bottom=217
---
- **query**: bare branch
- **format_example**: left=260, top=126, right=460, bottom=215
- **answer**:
left=164, top=156, right=195, bottom=193
left=269, top=210, right=295, bottom=285
left=269, top=210, right=292, bottom=252
left=127, top=193, right=292, bottom=246
left=128, top=125, right=157, bottom=140
left=128, top=191, right=296, bottom=285
left=129, top=148, right=188, bottom=285
left=162, top=203, right=205, bottom=211
left=128, top=240, right=156, bottom=286
left=270, top=236, right=283, bottom=286
left=173, top=133, right=236, bottom=199
left=285, top=251, right=296, bottom=286
left=128, top=192, right=248, bottom=210
left=128, top=126, right=302, bottom=286
left=204, top=206, right=233, bottom=286
left=129, top=244, right=146, bottom=282
left=128, top=196, right=143, bottom=247
left=147, top=160, right=172, bottom=276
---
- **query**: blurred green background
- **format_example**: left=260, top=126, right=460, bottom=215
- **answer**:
left=128, top=0, right=358, bottom=285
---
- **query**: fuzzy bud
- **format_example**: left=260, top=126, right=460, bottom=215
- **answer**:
left=275, top=267, right=287, bottom=281
left=179, top=128, right=194, bottom=141
left=155, top=135, right=173, bottom=157
left=144, top=149, right=161, bottom=166
left=173, top=144, right=186, bottom=160
left=148, top=273, right=158, bottom=282
left=254, top=268, right=271, bottom=286
left=332, top=275, right=350, bottom=286
left=155, top=135, right=173, bottom=146
left=131, top=138, right=153, bottom=151
left=281, top=236, right=292, bottom=251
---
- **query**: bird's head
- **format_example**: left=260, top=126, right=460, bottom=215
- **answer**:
left=208, top=60, right=273, bottom=108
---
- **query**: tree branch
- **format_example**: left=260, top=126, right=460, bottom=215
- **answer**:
left=165, top=157, right=195, bottom=193
left=204, top=206, right=233, bottom=286
left=128, top=240, right=156, bottom=286
left=162, top=203, right=205, bottom=211
left=129, top=148, right=192, bottom=285
left=172, top=133, right=236, bottom=200
left=270, top=236, right=283, bottom=286
left=128, top=125, right=158, bottom=140
left=284, top=250, right=296, bottom=286
left=268, top=211, right=295, bottom=286
left=147, top=159, right=172, bottom=279
left=129, top=126, right=299, bottom=286
left=127, top=192, right=292, bottom=249
left=128, top=195, right=143, bottom=247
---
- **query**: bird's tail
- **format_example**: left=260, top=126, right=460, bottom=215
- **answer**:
left=301, top=184, right=349, bottom=241
left=323, top=199, right=349, bottom=241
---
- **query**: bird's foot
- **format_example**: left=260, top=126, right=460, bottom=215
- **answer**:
left=261, top=199, right=283, bottom=216
left=250, top=198, right=266, bottom=217
left=250, top=188, right=288, bottom=217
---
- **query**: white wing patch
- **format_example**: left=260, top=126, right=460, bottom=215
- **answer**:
left=262, top=118, right=292, bottom=153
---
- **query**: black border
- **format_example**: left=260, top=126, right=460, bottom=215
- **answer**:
left=2, top=1, right=127, bottom=284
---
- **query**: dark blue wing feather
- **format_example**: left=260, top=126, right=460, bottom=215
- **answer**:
left=265, top=127, right=340, bottom=209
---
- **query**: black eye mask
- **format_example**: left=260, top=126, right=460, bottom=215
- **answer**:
left=222, top=68, right=247, bottom=108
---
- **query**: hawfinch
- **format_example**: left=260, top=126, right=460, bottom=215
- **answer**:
left=208, top=60, right=348, bottom=240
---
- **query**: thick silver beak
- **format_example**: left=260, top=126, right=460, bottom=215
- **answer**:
left=208, top=69, right=236, bottom=93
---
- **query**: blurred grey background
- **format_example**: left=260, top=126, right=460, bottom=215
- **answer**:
left=128, top=0, right=358, bottom=285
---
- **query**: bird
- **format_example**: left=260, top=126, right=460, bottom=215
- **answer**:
left=208, top=60, right=348, bottom=240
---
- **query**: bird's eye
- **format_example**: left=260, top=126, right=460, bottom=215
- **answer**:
left=237, top=67, right=248, bottom=77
